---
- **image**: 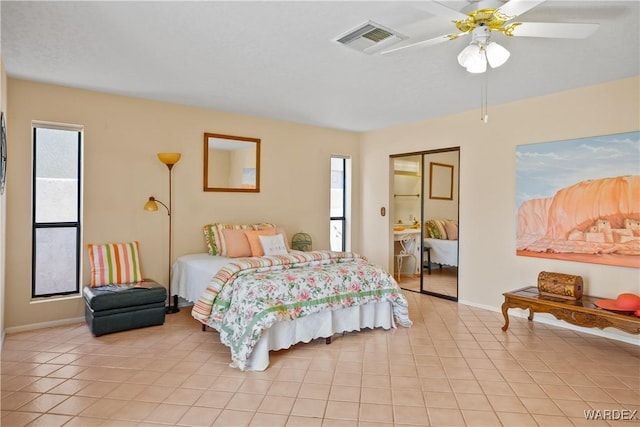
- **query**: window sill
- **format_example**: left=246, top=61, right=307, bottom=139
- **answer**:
left=30, top=294, right=82, bottom=304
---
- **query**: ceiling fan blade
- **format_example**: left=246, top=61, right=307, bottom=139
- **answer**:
left=495, top=0, right=547, bottom=20
left=380, top=33, right=463, bottom=55
left=413, top=1, right=468, bottom=22
left=510, top=22, right=599, bottom=38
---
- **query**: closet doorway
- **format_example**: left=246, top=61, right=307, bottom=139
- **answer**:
left=391, top=147, right=459, bottom=301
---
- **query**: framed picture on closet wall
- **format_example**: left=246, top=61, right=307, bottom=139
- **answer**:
left=429, top=162, right=453, bottom=200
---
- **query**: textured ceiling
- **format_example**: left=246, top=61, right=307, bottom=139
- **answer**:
left=2, top=1, right=638, bottom=132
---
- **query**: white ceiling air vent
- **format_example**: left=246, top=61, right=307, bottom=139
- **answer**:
left=335, top=21, right=406, bottom=54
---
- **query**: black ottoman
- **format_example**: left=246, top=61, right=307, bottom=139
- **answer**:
left=83, top=280, right=167, bottom=336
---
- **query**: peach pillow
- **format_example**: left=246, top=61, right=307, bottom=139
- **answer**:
left=221, top=228, right=252, bottom=258
left=444, top=220, right=458, bottom=240
left=243, top=228, right=277, bottom=257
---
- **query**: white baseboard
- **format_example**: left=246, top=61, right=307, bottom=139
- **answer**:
left=458, top=299, right=640, bottom=346
left=4, top=316, right=85, bottom=335
left=458, top=299, right=496, bottom=313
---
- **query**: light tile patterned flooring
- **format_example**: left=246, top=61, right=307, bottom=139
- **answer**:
left=1, top=292, right=639, bottom=426
left=399, top=267, right=458, bottom=298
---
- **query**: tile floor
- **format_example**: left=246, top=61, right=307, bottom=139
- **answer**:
left=1, top=292, right=639, bottom=426
left=399, top=267, right=457, bottom=298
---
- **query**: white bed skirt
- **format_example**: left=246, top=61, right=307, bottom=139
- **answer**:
left=239, top=301, right=395, bottom=371
left=424, top=238, right=458, bottom=267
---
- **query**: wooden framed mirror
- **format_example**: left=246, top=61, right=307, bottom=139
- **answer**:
left=203, top=133, right=260, bottom=192
left=429, top=162, right=454, bottom=200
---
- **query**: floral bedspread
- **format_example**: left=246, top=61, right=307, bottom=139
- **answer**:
left=191, top=250, right=412, bottom=369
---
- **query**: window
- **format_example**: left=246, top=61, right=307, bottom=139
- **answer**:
left=330, top=156, right=349, bottom=251
left=32, top=124, right=82, bottom=297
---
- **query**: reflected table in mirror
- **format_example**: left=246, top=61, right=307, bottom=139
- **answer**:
left=501, top=286, right=640, bottom=335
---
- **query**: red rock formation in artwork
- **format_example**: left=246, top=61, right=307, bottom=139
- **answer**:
left=517, top=197, right=553, bottom=238
left=545, top=176, right=640, bottom=239
left=516, top=176, right=640, bottom=255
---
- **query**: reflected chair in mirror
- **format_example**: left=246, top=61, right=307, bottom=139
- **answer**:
left=395, top=234, right=418, bottom=282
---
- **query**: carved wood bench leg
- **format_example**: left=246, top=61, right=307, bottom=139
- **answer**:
left=326, top=336, right=332, bottom=345
left=501, top=302, right=510, bottom=331
left=528, top=309, right=534, bottom=321
left=202, top=324, right=206, bottom=332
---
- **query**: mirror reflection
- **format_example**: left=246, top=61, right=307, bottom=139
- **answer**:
left=421, top=151, right=459, bottom=300
left=392, top=148, right=459, bottom=301
left=203, top=133, right=260, bottom=192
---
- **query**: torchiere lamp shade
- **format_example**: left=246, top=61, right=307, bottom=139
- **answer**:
left=157, top=152, right=181, bottom=167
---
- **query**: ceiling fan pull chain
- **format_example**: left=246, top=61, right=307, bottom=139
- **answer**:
left=481, top=71, right=489, bottom=124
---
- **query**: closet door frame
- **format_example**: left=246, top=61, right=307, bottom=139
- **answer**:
left=391, top=147, right=460, bottom=301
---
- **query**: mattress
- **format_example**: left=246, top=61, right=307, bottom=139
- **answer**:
left=171, top=253, right=230, bottom=303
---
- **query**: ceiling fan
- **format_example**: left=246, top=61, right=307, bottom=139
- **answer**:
left=381, top=0, right=599, bottom=74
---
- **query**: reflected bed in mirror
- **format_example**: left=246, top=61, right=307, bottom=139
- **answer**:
left=204, top=133, right=261, bottom=192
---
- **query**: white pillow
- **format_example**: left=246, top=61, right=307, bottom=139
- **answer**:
left=259, top=233, right=289, bottom=256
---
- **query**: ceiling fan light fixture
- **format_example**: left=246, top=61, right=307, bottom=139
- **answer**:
left=458, top=43, right=487, bottom=73
left=457, top=43, right=480, bottom=67
left=485, top=42, right=510, bottom=68
left=465, top=54, right=487, bottom=73
left=457, top=24, right=509, bottom=73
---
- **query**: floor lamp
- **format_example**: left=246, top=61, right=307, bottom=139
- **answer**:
left=144, top=152, right=181, bottom=314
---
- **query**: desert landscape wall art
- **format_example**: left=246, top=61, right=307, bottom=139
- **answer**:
left=516, top=131, right=640, bottom=268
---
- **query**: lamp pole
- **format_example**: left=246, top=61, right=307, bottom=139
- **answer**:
left=156, top=152, right=181, bottom=314
left=165, top=161, right=179, bottom=313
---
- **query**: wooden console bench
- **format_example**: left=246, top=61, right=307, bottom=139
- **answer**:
left=502, top=286, right=640, bottom=335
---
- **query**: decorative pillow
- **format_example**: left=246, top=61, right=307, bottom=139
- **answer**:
left=253, top=222, right=277, bottom=230
left=244, top=228, right=277, bottom=257
left=203, top=223, right=254, bottom=256
left=87, top=241, right=143, bottom=287
left=444, top=220, right=458, bottom=240
left=252, top=223, right=290, bottom=248
left=221, top=228, right=252, bottom=258
left=275, top=227, right=290, bottom=249
left=253, top=226, right=291, bottom=251
left=203, top=224, right=218, bottom=255
left=426, top=219, right=449, bottom=239
left=259, top=234, right=289, bottom=256
left=426, top=219, right=447, bottom=240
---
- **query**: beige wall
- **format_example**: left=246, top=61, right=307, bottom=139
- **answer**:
left=4, top=76, right=640, bottom=343
left=360, top=77, right=640, bottom=342
left=5, top=78, right=361, bottom=330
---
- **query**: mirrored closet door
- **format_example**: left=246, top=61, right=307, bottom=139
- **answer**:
left=391, top=147, right=459, bottom=301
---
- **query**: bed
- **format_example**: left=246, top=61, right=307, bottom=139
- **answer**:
left=423, top=219, right=459, bottom=271
left=424, top=238, right=459, bottom=267
left=174, top=249, right=412, bottom=371
left=172, top=253, right=230, bottom=304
